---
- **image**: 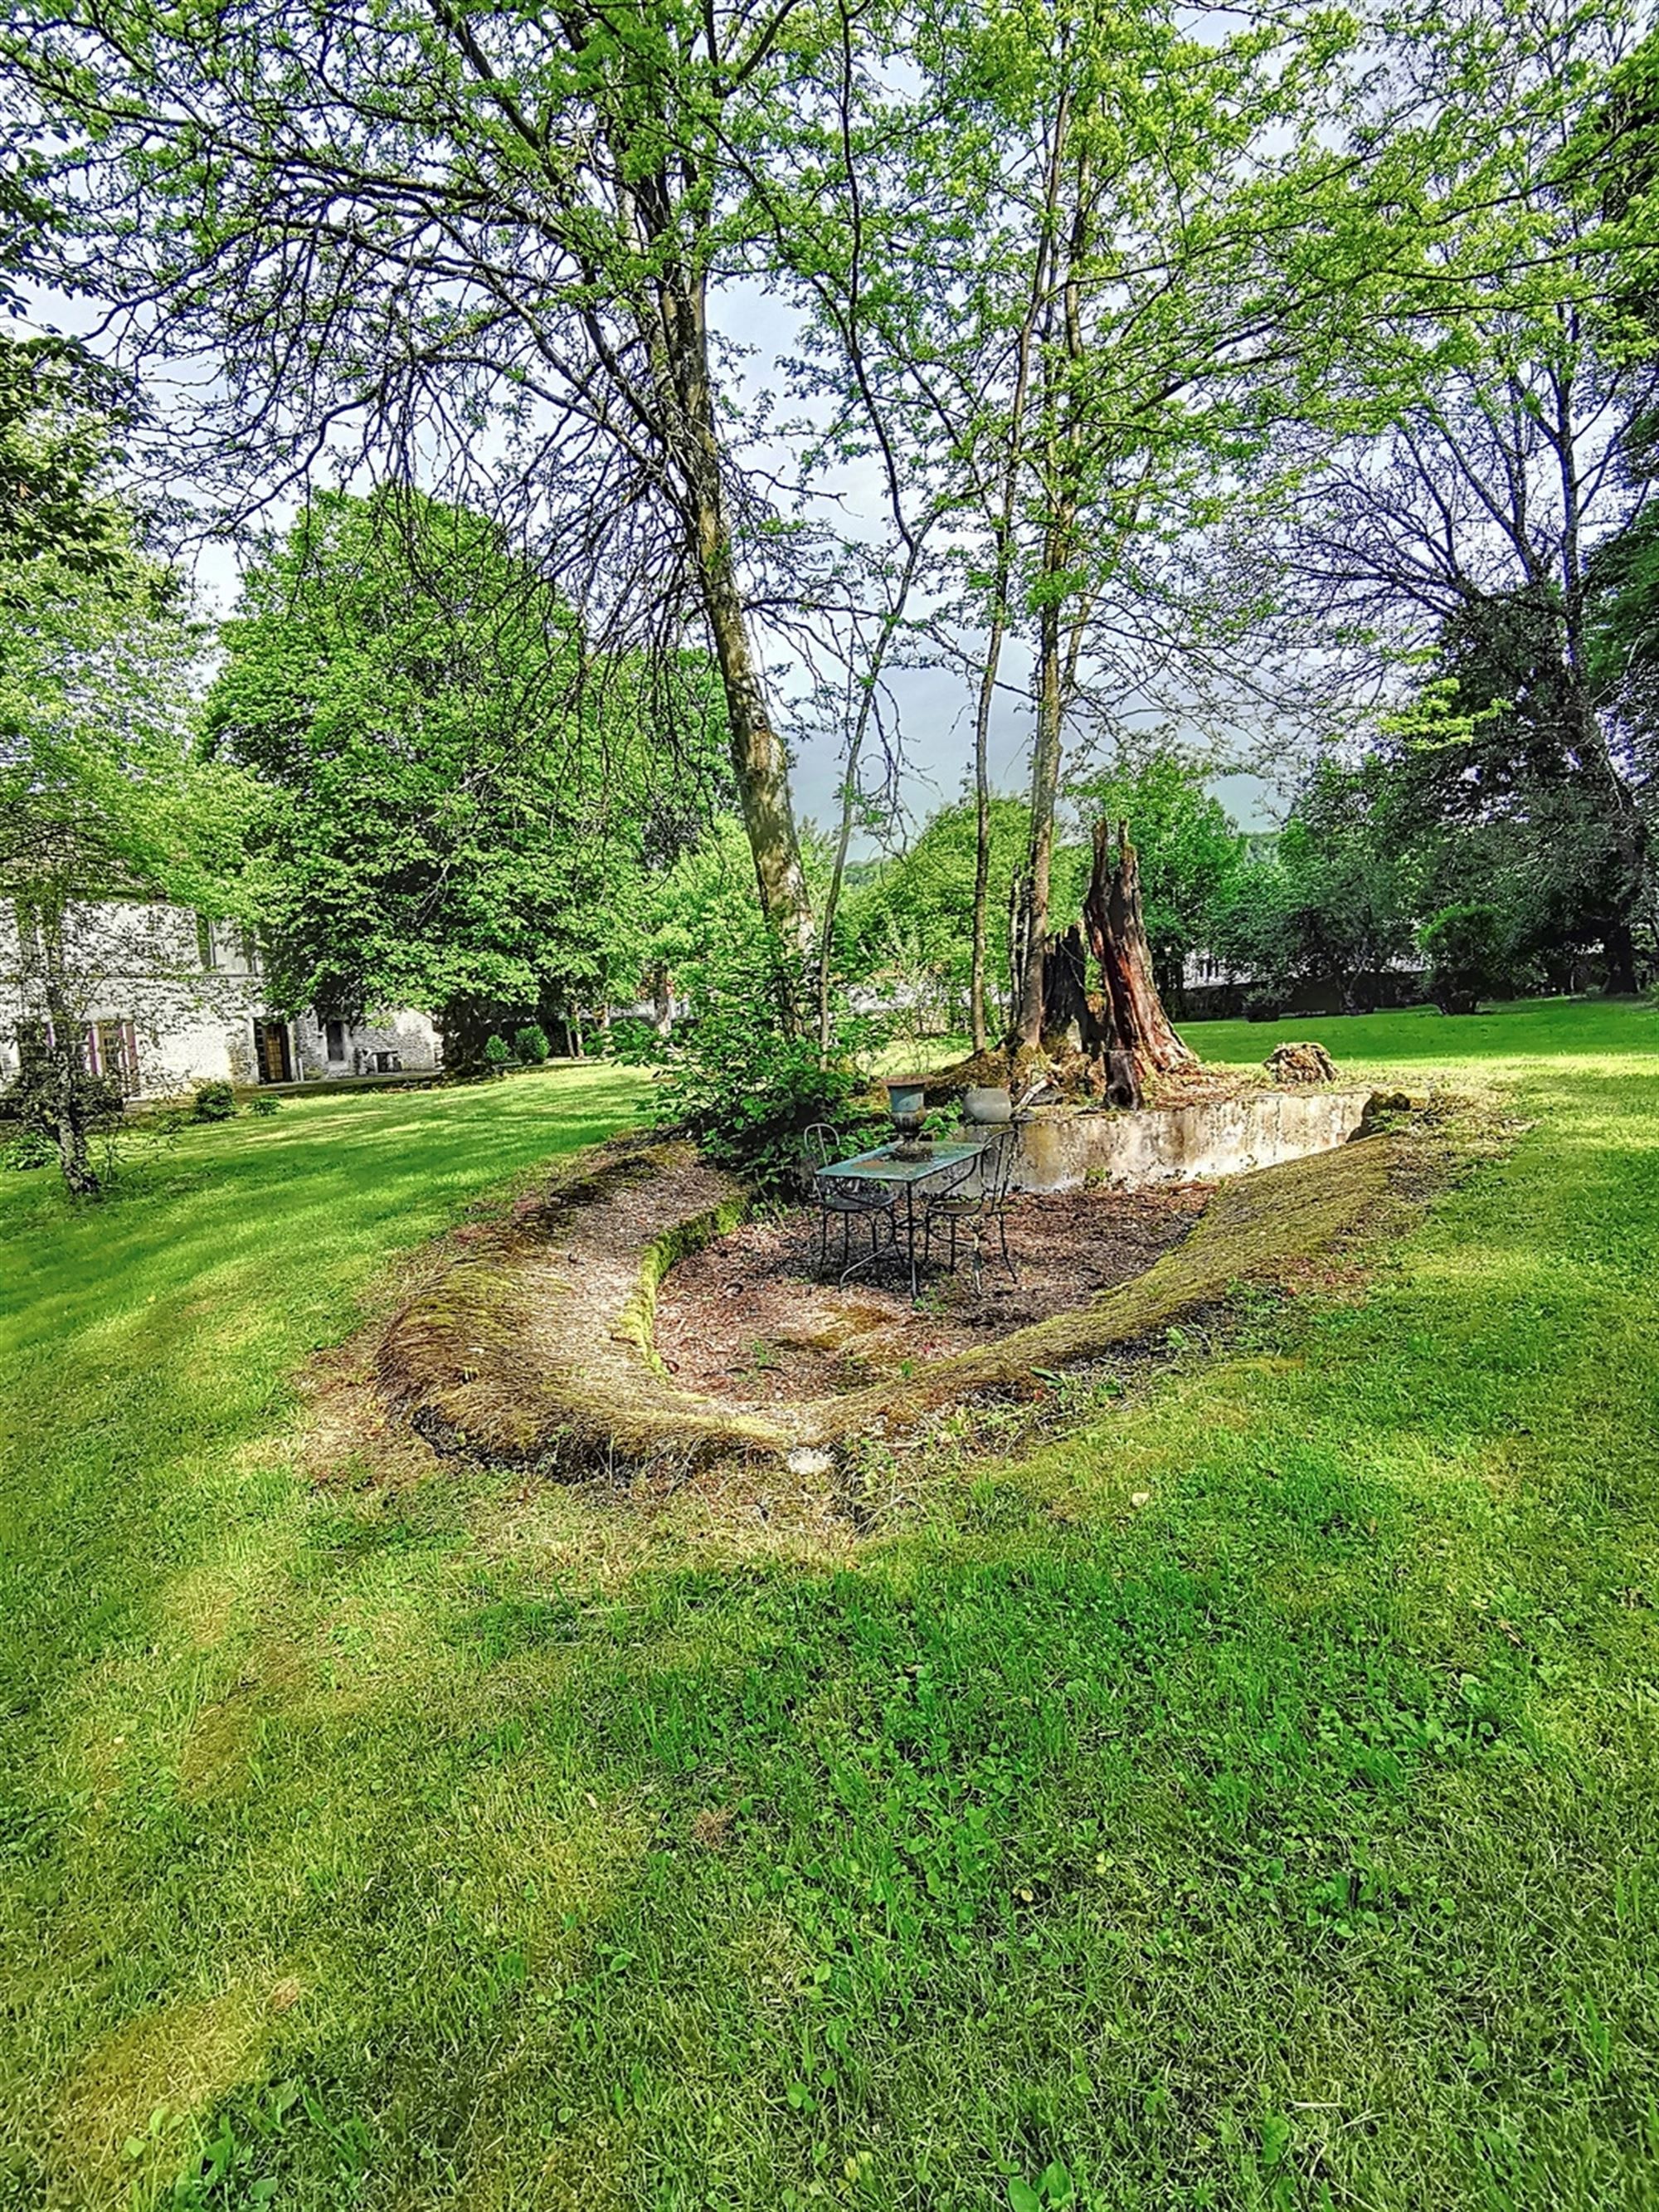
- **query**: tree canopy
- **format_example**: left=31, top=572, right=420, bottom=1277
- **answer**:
left=204, top=489, right=727, bottom=1069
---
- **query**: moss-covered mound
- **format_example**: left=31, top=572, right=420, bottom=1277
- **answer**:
left=375, top=1138, right=776, bottom=1472
left=374, top=1126, right=1414, bottom=1479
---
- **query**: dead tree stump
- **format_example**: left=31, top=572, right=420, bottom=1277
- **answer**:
left=1264, top=1040, right=1338, bottom=1085
left=1001, top=820, right=1193, bottom=1108
left=1081, top=818, right=1196, bottom=1093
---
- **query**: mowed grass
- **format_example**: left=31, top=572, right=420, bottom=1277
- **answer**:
left=3, top=1001, right=1658, bottom=2211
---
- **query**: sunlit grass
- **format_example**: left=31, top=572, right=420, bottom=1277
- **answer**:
left=3, top=1006, right=1658, bottom=2209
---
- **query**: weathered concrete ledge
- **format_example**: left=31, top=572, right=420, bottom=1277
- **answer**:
left=1008, top=1088, right=1374, bottom=1193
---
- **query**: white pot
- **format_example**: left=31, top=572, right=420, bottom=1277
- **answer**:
left=963, top=1084, right=1013, bottom=1124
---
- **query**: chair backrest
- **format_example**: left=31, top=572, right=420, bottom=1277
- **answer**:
left=802, top=1122, right=839, bottom=1172
left=981, top=1123, right=1020, bottom=1204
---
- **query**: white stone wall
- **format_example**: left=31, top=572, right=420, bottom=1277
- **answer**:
left=0, top=895, right=441, bottom=1095
left=1009, top=1090, right=1375, bottom=1193
left=294, top=1007, right=442, bottom=1079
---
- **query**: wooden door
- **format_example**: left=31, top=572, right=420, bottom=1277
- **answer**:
left=252, top=1020, right=292, bottom=1084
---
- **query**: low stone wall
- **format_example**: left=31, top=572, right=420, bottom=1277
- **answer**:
left=1008, top=1089, right=1374, bottom=1194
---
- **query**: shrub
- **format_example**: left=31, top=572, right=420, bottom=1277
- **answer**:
left=189, top=1079, right=237, bottom=1122
left=483, top=1034, right=514, bottom=1074
left=1418, top=902, right=1507, bottom=1014
left=622, top=938, right=883, bottom=1196
left=605, top=1014, right=661, bottom=1062
left=512, top=1022, right=550, bottom=1065
left=3, top=1123, right=59, bottom=1172
left=248, top=1090, right=280, bottom=1117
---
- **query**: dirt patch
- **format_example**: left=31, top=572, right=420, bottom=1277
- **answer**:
left=323, top=1122, right=1436, bottom=1483
left=654, top=1184, right=1209, bottom=1409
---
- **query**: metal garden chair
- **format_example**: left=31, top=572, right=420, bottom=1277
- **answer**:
left=802, top=1123, right=899, bottom=1283
left=921, top=1122, right=1020, bottom=1289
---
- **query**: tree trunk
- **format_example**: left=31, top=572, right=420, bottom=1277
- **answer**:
left=969, top=646, right=996, bottom=1056
left=18, top=898, right=100, bottom=1196
left=696, top=536, right=813, bottom=966
left=439, top=999, right=493, bottom=1081
left=45, top=1028, right=98, bottom=1196
left=1603, top=917, right=1638, bottom=997
left=640, top=256, right=813, bottom=979
left=967, top=85, right=1058, bottom=1055
left=1006, top=869, right=1029, bottom=1040
left=1082, top=818, right=1196, bottom=1079
left=1013, top=593, right=1065, bottom=1048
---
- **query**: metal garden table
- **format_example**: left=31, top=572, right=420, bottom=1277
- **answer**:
left=816, top=1138, right=985, bottom=1298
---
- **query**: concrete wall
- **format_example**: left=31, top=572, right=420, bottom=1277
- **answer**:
left=1001, top=1089, right=1374, bottom=1194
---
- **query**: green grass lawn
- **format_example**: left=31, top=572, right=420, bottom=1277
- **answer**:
left=3, top=1003, right=1658, bottom=2210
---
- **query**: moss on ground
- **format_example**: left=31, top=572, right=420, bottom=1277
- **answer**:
left=372, top=1120, right=1434, bottom=1474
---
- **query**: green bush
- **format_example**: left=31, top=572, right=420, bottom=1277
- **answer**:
left=482, top=1034, right=515, bottom=1074
left=189, top=1079, right=238, bottom=1122
left=247, top=1090, right=280, bottom=1117
left=3, top=1123, right=59, bottom=1172
left=605, top=1015, right=661, bottom=1062
left=512, top=1022, right=550, bottom=1065
left=621, top=939, right=882, bottom=1196
left=1418, top=902, right=1508, bottom=1014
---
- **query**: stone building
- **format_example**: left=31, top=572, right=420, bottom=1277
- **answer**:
left=0, top=897, right=441, bottom=1098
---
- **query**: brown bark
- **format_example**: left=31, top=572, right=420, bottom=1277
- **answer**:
left=625, top=192, right=813, bottom=976
left=968, top=131, right=1052, bottom=1054
left=1082, top=818, right=1196, bottom=1079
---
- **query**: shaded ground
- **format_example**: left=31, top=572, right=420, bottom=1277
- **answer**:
left=654, top=1182, right=1210, bottom=1406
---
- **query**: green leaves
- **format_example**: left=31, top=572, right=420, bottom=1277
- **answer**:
left=1008, top=2158, right=1073, bottom=2211
left=207, top=487, right=722, bottom=1042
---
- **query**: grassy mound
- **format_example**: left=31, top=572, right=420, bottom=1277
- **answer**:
left=374, top=1137, right=780, bottom=1473
left=374, top=1124, right=1419, bottom=1473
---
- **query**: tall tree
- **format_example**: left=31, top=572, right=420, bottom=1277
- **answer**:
left=1267, top=342, right=1659, bottom=987
left=1236, top=2, right=1659, bottom=988
left=789, top=0, right=1543, bottom=1055
left=1, top=178, right=240, bottom=1191
left=205, top=490, right=722, bottom=1071
left=1, top=535, right=235, bottom=1192
left=6, top=0, right=834, bottom=963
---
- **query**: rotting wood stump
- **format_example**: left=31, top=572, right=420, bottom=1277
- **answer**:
left=1010, top=817, right=1195, bottom=1109
left=1265, top=1040, right=1340, bottom=1085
